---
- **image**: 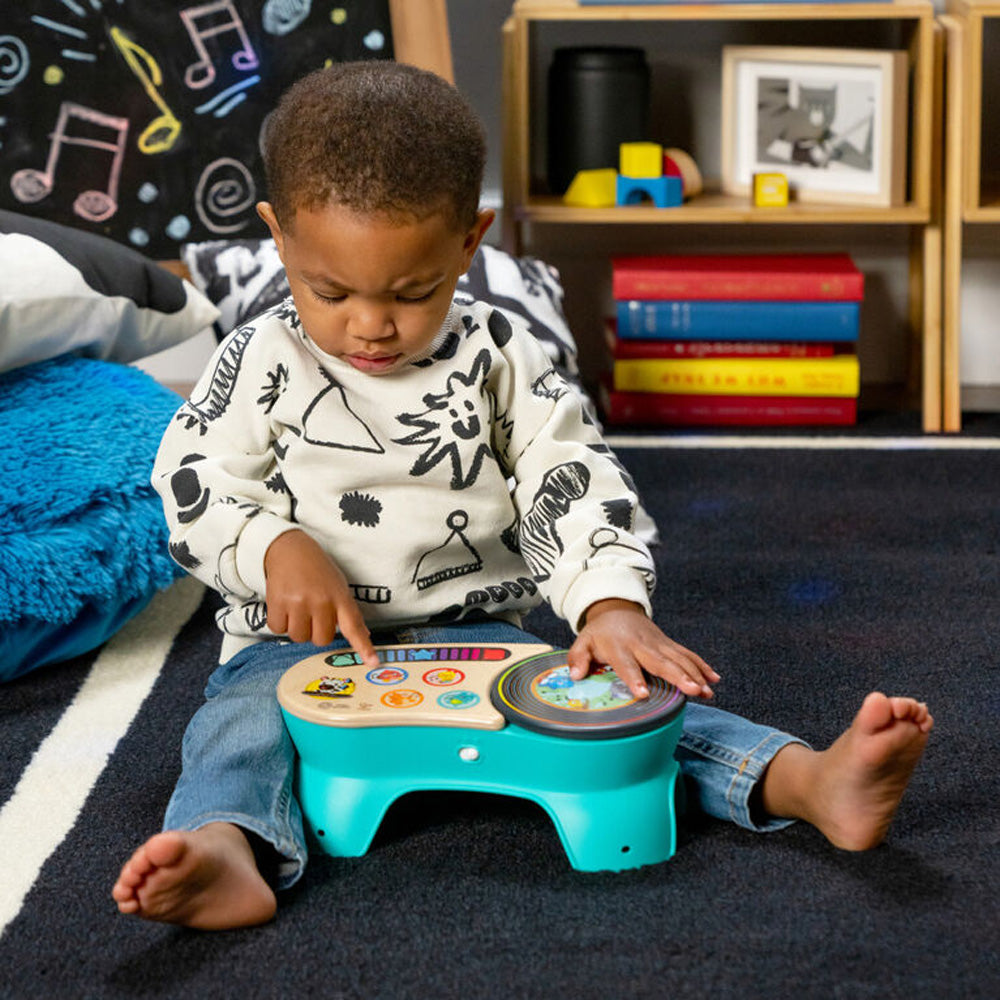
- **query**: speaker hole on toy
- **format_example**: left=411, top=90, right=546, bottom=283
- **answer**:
left=621, top=845, right=630, bottom=854
left=317, top=829, right=325, bottom=838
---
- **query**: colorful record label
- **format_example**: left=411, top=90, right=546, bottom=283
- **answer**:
left=531, top=664, right=633, bottom=711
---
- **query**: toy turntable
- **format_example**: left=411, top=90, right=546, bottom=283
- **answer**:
left=277, top=643, right=686, bottom=872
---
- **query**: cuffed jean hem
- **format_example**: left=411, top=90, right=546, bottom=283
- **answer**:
left=676, top=703, right=811, bottom=833
left=165, top=810, right=308, bottom=891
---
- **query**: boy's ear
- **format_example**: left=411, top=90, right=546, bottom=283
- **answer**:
left=256, top=202, right=285, bottom=259
left=461, top=209, right=495, bottom=272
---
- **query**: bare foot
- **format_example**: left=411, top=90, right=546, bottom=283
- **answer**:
left=761, top=692, right=934, bottom=851
left=112, top=823, right=277, bottom=930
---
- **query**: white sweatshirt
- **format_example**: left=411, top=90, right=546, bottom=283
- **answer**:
left=152, top=297, right=655, bottom=661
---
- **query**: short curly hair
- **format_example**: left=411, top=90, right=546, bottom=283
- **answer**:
left=260, top=61, right=486, bottom=232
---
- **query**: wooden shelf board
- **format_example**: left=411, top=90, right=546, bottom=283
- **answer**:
left=949, top=0, right=1000, bottom=18
left=513, top=1, right=933, bottom=24
left=515, top=193, right=929, bottom=225
left=964, top=206, right=1000, bottom=222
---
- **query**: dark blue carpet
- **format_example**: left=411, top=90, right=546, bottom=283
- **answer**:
left=2, top=444, right=998, bottom=999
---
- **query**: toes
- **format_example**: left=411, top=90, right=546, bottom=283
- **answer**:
left=120, top=841, right=163, bottom=882
left=111, top=881, right=134, bottom=903
left=145, top=831, right=187, bottom=869
left=887, top=696, right=934, bottom=731
left=856, top=691, right=893, bottom=731
left=113, top=869, right=141, bottom=894
left=888, top=695, right=916, bottom=719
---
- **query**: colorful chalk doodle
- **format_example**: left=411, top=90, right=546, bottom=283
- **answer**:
left=0, top=1, right=394, bottom=255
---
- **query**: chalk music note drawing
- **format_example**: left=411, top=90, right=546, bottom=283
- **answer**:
left=110, top=27, right=181, bottom=155
left=180, top=0, right=259, bottom=90
left=10, top=102, right=128, bottom=223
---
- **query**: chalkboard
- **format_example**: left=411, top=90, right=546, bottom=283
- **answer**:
left=0, top=1, right=403, bottom=257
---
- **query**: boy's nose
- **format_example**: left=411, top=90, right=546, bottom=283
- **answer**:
left=348, top=304, right=394, bottom=341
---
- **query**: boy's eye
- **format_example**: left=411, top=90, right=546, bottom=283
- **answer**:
left=313, top=289, right=347, bottom=304
left=397, top=289, right=436, bottom=304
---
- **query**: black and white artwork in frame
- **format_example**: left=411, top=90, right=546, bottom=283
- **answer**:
left=721, top=45, right=908, bottom=207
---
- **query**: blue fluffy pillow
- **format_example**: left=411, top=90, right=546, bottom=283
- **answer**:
left=0, top=357, right=183, bottom=681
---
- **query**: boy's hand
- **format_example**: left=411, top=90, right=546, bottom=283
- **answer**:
left=263, top=529, right=378, bottom=666
left=567, top=599, right=719, bottom=701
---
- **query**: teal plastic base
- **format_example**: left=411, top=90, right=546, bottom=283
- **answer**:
left=281, top=708, right=686, bottom=872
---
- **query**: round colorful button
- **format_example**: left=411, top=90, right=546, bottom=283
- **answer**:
left=437, top=690, right=480, bottom=710
left=367, top=666, right=408, bottom=685
left=423, top=667, right=465, bottom=686
left=381, top=689, right=423, bottom=709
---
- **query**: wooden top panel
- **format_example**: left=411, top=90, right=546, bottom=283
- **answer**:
left=277, top=642, right=553, bottom=731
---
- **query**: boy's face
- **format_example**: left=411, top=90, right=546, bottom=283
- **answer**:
left=257, top=200, right=493, bottom=375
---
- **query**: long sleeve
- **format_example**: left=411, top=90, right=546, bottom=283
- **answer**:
left=484, top=310, right=656, bottom=630
left=151, top=323, right=297, bottom=616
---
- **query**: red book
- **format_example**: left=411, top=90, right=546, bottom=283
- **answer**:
left=611, top=338, right=837, bottom=361
left=603, top=320, right=838, bottom=359
left=611, top=253, right=864, bottom=302
left=599, top=383, right=857, bottom=427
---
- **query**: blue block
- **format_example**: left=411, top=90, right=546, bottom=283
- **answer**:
left=616, top=174, right=683, bottom=208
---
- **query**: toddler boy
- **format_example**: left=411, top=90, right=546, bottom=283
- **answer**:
left=113, top=62, right=932, bottom=930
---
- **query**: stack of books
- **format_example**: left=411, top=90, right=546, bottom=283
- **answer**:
left=601, top=253, right=863, bottom=427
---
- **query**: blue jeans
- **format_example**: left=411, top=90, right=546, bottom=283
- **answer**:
left=164, top=618, right=807, bottom=889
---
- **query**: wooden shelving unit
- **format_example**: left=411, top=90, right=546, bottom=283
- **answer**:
left=501, top=0, right=943, bottom=430
left=942, top=1, right=1000, bottom=431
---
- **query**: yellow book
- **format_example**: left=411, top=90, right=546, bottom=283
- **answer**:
left=612, top=355, right=860, bottom=398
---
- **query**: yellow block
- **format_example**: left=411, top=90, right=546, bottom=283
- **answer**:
left=753, top=172, right=789, bottom=207
left=619, top=142, right=663, bottom=179
left=563, top=168, right=618, bottom=207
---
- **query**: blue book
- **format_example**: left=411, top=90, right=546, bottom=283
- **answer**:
left=615, top=299, right=860, bottom=342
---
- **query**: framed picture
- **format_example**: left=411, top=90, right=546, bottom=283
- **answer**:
left=721, top=46, right=908, bottom=207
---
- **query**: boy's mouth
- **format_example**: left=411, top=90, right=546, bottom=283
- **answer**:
left=345, top=352, right=401, bottom=374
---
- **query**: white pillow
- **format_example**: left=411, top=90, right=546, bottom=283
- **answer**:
left=0, top=211, right=219, bottom=374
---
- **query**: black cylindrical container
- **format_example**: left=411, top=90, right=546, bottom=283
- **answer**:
left=546, top=46, right=650, bottom=195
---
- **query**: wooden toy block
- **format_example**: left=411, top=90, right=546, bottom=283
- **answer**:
left=563, top=168, right=618, bottom=207
left=619, top=141, right=663, bottom=179
left=753, top=172, right=789, bottom=208
left=616, top=174, right=682, bottom=208
left=663, top=148, right=704, bottom=199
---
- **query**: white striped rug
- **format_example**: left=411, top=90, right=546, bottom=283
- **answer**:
left=0, top=577, right=204, bottom=939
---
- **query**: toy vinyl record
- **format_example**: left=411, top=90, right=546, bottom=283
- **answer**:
left=490, top=650, right=684, bottom=740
